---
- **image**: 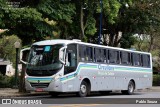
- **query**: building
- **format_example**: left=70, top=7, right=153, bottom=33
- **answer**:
left=0, top=59, right=15, bottom=76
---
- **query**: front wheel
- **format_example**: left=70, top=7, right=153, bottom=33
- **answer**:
left=77, top=81, right=89, bottom=97
left=122, top=81, right=135, bottom=95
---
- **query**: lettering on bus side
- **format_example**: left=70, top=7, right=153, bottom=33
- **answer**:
left=98, top=64, right=114, bottom=71
left=98, top=64, right=115, bottom=76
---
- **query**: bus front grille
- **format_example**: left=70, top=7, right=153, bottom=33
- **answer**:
left=30, top=83, right=49, bottom=88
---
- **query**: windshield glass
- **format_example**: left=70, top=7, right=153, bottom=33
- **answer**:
left=27, top=44, right=64, bottom=69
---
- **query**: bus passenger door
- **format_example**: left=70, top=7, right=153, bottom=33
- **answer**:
left=64, top=44, right=77, bottom=91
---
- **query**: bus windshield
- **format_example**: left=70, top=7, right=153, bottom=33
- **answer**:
left=27, top=44, right=64, bottom=70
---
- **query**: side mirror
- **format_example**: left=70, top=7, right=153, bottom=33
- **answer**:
left=59, top=46, right=67, bottom=64
left=20, top=47, right=30, bottom=64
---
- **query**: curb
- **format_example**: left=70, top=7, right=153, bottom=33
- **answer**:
left=0, top=93, right=49, bottom=97
left=0, top=91, right=49, bottom=97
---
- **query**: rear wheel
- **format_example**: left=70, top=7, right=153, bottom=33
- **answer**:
left=77, top=81, right=89, bottom=97
left=122, top=81, right=135, bottom=95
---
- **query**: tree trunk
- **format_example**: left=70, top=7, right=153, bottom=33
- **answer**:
left=109, top=33, right=115, bottom=46
left=19, top=50, right=29, bottom=93
left=147, top=35, right=154, bottom=52
left=19, top=63, right=26, bottom=93
left=113, top=34, right=119, bottom=47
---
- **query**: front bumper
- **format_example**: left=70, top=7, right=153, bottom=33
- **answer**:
left=25, top=77, right=64, bottom=92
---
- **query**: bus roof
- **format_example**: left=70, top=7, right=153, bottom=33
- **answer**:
left=33, top=39, right=151, bottom=55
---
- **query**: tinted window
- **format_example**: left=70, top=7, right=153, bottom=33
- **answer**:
left=120, top=51, right=130, bottom=65
left=79, top=45, right=93, bottom=62
left=141, top=54, right=150, bottom=67
left=108, top=49, right=119, bottom=64
left=93, top=48, right=107, bottom=63
left=64, top=44, right=77, bottom=75
left=79, top=45, right=86, bottom=61
left=132, top=53, right=141, bottom=66
left=86, top=46, right=93, bottom=62
left=66, top=44, right=77, bottom=67
left=94, top=48, right=100, bottom=62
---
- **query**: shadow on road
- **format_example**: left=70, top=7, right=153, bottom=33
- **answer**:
left=47, top=92, right=144, bottom=99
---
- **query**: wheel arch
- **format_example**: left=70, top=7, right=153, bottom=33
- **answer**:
left=82, top=78, right=91, bottom=94
left=129, top=79, right=136, bottom=89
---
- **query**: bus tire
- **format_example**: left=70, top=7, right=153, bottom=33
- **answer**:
left=49, top=92, right=59, bottom=97
left=122, top=81, right=135, bottom=95
left=77, top=81, right=89, bottom=97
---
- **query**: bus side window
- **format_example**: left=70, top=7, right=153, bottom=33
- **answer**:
left=147, top=55, right=151, bottom=67
left=66, top=50, right=76, bottom=67
left=94, top=48, right=97, bottom=62
left=109, top=49, right=119, bottom=64
left=94, top=48, right=102, bottom=62
left=79, top=45, right=86, bottom=61
left=141, top=54, right=150, bottom=68
left=86, top=46, right=93, bottom=62
left=121, top=51, right=130, bottom=65
left=132, top=53, right=140, bottom=66
left=103, top=49, right=107, bottom=63
left=97, top=48, right=102, bottom=62
left=68, top=52, right=76, bottom=67
left=64, top=44, right=77, bottom=75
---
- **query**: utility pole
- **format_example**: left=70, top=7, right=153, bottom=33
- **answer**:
left=98, top=0, right=103, bottom=44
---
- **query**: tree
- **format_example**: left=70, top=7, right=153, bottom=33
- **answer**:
left=0, top=35, right=21, bottom=66
left=100, top=0, right=134, bottom=47
left=0, top=0, right=56, bottom=45
left=73, top=0, right=98, bottom=41
left=37, top=0, right=76, bottom=39
left=127, top=0, right=160, bottom=51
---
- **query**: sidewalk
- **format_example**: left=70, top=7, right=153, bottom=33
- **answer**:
left=0, top=87, right=160, bottom=97
left=136, top=86, right=160, bottom=92
left=0, top=88, right=48, bottom=97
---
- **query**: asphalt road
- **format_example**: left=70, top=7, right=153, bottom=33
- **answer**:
left=1, top=91, right=160, bottom=107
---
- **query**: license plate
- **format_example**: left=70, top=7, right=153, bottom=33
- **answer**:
left=36, top=88, right=43, bottom=92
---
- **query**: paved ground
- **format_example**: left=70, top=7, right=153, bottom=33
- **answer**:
left=0, top=87, right=160, bottom=107
left=1, top=91, right=160, bottom=107
left=0, top=86, right=160, bottom=97
left=0, top=88, right=48, bottom=97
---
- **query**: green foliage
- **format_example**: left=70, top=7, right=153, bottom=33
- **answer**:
left=120, top=34, right=136, bottom=48
left=0, top=0, right=159, bottom=49
left=37, top=0, right=75, bottom=23
left=153, top=74, right=160, bottom=86
left=36, top=0, right=76, bottom=39
left=0, top=35, right=21, bottom=66
left=0, top=74, right=15, bottom=88
left=0, top=0, right=56, bottom=45
left=85, top=17, right=97, bottom=35
left=103, top=0, right=121, bottom=24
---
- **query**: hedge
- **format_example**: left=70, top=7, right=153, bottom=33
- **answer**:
left=153, top=74, right=160, bottom=86
left=0, top=73, right=19, bottom=88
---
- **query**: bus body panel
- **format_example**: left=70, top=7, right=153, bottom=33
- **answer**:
left=25, top=61, right=152, bottom=92
left=24, top=39, right=152, bottom=94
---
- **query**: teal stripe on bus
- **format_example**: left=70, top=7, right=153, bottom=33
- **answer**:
left=114, top=67, right=152, bottom=72
left=27, top=77, right=52, bottom=83
left=60, top=64, right=97, bottom=81
left=60, top=64, right=152, bottom=82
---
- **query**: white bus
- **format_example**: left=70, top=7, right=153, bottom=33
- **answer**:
left=21, top=39, right=152, bottom=97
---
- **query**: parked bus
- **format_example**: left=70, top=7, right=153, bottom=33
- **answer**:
left=21, top=39, right=152, bottom=97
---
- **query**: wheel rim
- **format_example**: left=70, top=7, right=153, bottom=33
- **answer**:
left=128, top=83, right=134, bottom=93
left=80, top=84, right=87, bottom=94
